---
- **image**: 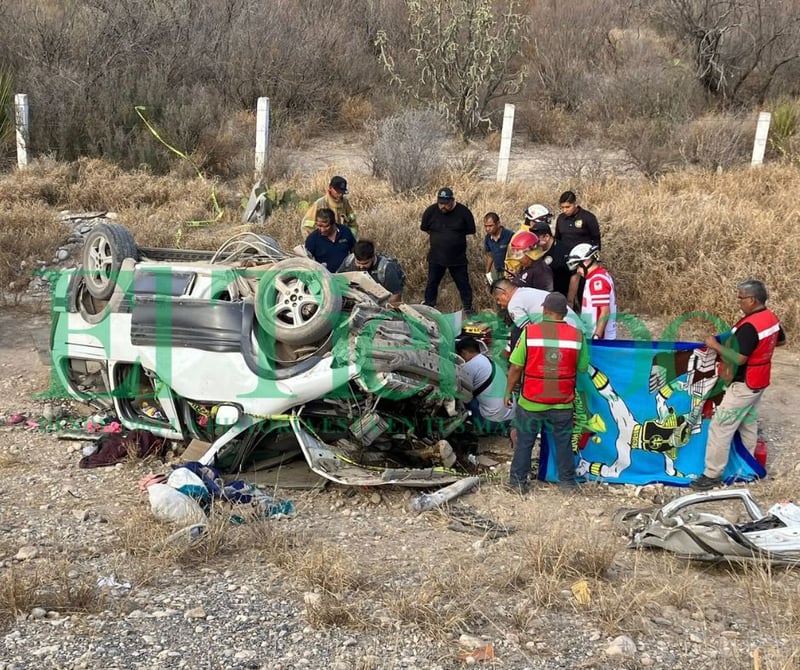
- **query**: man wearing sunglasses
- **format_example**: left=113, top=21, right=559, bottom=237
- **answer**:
left=691, top=279, right=785, bottom=490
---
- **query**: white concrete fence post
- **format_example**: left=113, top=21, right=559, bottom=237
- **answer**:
left=14, top=93, right=29, bottom=169
left=751, top=111, right=771, bottom=167
left=255, top=97, right=270, bottom=177
left=496, top=103, right=515, bottom=184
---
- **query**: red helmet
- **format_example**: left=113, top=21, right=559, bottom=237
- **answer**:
left=508, top=230, right=543, bottom=260
left=510, top=230, right=539, bottom=252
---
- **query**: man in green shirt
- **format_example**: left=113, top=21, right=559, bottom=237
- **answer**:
left=504, top=292, right=589, bottom=492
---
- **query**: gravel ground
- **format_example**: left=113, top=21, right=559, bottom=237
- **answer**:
left=2, top=304, right=800, bottom=669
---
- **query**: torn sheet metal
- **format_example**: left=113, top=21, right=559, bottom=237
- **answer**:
left=615, top=489, right=800, bottom=565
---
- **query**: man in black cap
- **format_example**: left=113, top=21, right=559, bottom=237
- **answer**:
left=420, top=187, right=477, bottom=316
left=301, top=175, right=358, bottom=237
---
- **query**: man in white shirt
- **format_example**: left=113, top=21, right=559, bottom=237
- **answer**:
left=566, top=244, right=617, bottom=340
left=491, top=279, right=585, bottom=353
left=456, top=337, right=515, bottom=436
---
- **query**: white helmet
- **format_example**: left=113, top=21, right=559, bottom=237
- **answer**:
left=523, top=204, right=552, bottom=225
left=566, top=243, right=600, bottom=271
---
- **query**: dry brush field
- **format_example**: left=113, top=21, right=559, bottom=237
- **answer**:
left=1, top=153, right=800, bottom=668
left=2, top=155, right=798, bottom=339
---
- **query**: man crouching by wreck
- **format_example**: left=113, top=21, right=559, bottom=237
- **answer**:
left=691, top=279, right=785, bottom=491
left=504, top=292, right=589, bottom=493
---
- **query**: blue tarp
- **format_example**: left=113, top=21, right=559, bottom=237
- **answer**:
left=537, top=339, right=766, bottom=486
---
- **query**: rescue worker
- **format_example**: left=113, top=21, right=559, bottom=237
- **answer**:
left=301, top=176, right=358, bottom=238
left=505, top=204, right=553, bottom=276
left=555, top=190, right=601, bottom=253
left=455, top=337, right=515, bottom=437
left=691, top=279, right=785, bottom=490
left=505, top=230, right=553, bottom=291
left=504, top=292, right=589, bottom=492
left=567, top=243, right=617, bottom=340
left=338, top=239, right=406, bottom=305
left=529, top=220, right=573, bottom=299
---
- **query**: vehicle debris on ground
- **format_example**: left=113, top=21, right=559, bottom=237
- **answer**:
left=614, top=488, right=800, bottom=565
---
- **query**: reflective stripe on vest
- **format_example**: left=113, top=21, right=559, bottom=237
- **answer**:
left=521, top=320, right=582, bottom=404
left=732, top=308, right=781, bottom=390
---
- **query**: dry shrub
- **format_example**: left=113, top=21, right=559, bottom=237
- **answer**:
left=277, top=112, right=329, bottom=150
left=379, top=577, right=480, bottom=633
left=606, top=118, right=681, bottom=178
left=768, top=98, right=800, bottom=163
left=599, top=164, right=800, bottom=337
left=292, top=542, right=363, bottom=594
left=485, top=130, right=501, bottom=152
left=116, top=502, right=303, bottom=586
left=0, top=201, right=66, bottom=295
left=517, top=529, right=617, bottom=583
left=368, top=109, right=448, bottom=193
left=303, top=592, right=362, bottom=628
left=1, top=0, right=389, bottom=170
left=446, top=147, right=485, bottom=181
left=3, top=157, right=800, bottom=331
left=0, top=452, right=22, bottom=469
left=340, top=96, right=376, bottom=131
left=0, top=562, right=102, bottom=623
left=545, top=146, right=620, bottom=183
left=677, top=113, right=754, bottom=171
left=518, top=102, right=578, bottom=146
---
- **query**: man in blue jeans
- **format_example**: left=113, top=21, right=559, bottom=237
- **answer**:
left=504, top=292, right=589, bottom=492
left=420, top=187, right=476, bottom=316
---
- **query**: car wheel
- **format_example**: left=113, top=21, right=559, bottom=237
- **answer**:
left=82, top=223, right=138, bottom=300
left=255, top=258, right=343, bottom=345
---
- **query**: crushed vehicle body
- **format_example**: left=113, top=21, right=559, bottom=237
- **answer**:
left=50, top=224, right=474, bottom=486
left=615, top=489, right=800, bottom=565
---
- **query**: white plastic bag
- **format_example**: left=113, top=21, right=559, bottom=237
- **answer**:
left=147, top=483, right=206, bottom=525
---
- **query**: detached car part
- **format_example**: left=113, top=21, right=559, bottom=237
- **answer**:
left=615, top=489, right=800, bottom=565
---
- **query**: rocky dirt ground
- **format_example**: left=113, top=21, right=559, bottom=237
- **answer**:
left=1, top=304, right=799, bottom=670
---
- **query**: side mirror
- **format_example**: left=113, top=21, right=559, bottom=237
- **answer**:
left=214, top=404, right=241, bottom=436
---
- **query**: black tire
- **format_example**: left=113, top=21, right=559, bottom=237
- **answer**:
left=82, top=223, right=138, bottom=300
left=255, top=258, right=343, bottom=346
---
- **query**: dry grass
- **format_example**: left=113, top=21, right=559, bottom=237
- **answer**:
left=1, top=157, right=799, bottom=339
left=0, top=452, right=22, bottom=469
left=0, top=561, right=103, bottom=624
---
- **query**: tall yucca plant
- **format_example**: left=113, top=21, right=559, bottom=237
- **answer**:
left=0, top=67, right=13, bottom=150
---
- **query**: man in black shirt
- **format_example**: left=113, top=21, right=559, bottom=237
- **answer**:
left=555, top=190, right=601, bottom=253
left=530, top=220, right=573, bottom=298
left=420, top=187, right=477, bottom=315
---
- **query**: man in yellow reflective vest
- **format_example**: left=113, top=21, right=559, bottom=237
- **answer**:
left=301, top=176, right=358, bottom=238
left=504, top=292, right=589, bottom=492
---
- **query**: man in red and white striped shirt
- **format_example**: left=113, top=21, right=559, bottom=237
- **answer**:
left=566, top=243, right=617, bottom=340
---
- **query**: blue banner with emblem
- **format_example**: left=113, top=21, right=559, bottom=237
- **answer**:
left=537, top=340, right=766, bottom=486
